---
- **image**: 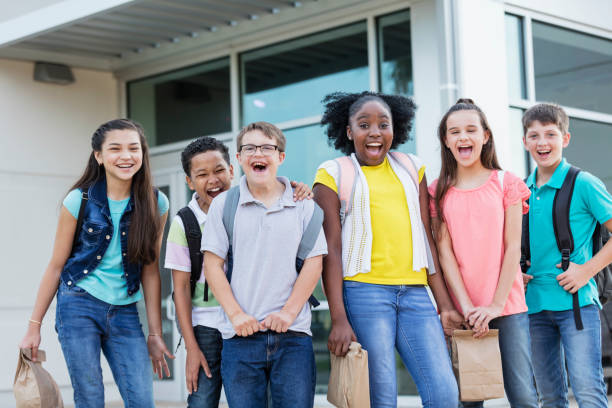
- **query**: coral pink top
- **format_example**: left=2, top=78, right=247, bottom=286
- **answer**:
left=429, top=171, right=531, bottom=316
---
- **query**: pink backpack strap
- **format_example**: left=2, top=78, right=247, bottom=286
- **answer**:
left=334, top=156, right=358, bottom=219
left=389, top=151, right=419, bottom=190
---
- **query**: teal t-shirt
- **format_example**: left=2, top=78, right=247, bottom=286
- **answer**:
left=526, top=158, right=612, bottom=314
left=63, top=188, right=169, bottom=305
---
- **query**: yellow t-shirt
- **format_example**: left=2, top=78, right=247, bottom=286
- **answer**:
left=314, top=157, right=427, bottom=285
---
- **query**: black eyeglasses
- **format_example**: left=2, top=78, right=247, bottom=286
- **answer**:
left=239, top=144, right=280, bottom=156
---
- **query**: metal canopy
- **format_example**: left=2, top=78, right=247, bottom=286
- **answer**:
left=0, top=0, right=321, bottom=71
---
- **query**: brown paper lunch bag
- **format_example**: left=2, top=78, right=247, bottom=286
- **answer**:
left=451, top=329, right=504, bottom=402
left=14, top=348, right=64, bottom=408
left=327, top=341, right=370, bottom=408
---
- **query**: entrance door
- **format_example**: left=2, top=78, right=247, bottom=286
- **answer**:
left=140, top=168, right=189, bottom=401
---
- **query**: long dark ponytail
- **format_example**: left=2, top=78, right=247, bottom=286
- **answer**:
left=71, top=119, right=160, bottom=265
left=434, top=98, right=501, bottom=221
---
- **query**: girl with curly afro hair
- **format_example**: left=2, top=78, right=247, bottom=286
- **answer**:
left=313, top=91, right=461, bottom=407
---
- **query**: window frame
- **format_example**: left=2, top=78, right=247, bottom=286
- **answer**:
left=504, top=6, right=612, bottom=125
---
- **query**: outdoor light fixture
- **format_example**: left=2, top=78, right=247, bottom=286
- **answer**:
left=33, top=62, right=75, bottom=85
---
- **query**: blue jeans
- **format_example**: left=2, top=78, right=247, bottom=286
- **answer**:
left=461, top=313, right=538, bottom=408
left=187, top=325, right=223, bottom=408
left=221, top=331, right=315, bottom=408
left=529, top=305, right=607, bottom=408
left=343, top=282, right=458, bottom=408
left=55, top=281, right=153, bottom=408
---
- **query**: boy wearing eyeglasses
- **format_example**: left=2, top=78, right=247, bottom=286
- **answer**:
left=201, top=121, right=327, bottom=408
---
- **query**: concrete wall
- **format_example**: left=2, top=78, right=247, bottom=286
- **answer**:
left=0, top=58, right=120, bottom=406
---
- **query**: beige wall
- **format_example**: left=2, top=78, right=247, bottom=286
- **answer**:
left=0, top=58, right=120, bottom=405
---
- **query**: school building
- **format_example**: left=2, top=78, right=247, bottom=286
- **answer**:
left=1, top=0, right=611, bottom=405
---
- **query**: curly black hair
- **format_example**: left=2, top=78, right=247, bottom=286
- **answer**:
left=181, top=136, right=230, bottom=176
left=320, top=91, right=417, bottom=155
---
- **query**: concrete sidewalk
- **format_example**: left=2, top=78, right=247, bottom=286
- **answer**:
left=146, top=395, right=611, bottom=407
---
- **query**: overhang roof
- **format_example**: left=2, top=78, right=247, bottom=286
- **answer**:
left=0, top=0, right=326, bottom=71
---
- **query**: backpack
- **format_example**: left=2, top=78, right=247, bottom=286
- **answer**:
left=221, top=185, right=323, bottom=308
left=334, top=151, right=419, bottom=222
left=176, top=206, right=209, bottom=301
left=520, top=166, right=612, bottom=330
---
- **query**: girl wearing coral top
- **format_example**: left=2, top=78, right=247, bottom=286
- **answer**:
left=430, top=99, right=538, bottom=408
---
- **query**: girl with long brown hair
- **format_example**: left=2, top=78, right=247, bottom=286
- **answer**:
left=430, top=99, right=537, bottom=407
left=19, top=119, right=173, bottom=408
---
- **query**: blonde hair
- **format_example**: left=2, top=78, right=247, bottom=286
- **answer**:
left=237, top=121, right=286, bottom=152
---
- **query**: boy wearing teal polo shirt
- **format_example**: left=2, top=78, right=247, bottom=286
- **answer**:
left=522, top=103, right=612, bottom=407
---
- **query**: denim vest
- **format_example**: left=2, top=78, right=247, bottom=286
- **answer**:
left=60, top=176, right=143, bottom=296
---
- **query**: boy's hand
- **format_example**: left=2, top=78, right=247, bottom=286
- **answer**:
left=522, top=273, right=533, bottom=291
left=260, top=310, right=296, bottom=333
left=556, top=261, right=592, bottom=293
left=230, top=312, right=260, bottom=337
left=440, top=309, right=466, bottom=337
left=290, top=181, right=314, bottom=201
left=327, top=319, right=356, bottom=357
left=185, top=348, right=211, bottom=394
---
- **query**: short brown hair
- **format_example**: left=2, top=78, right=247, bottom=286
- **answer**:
left=237, top=121, right=286, bottom=152
left=522, top=103, right=569, bottom=135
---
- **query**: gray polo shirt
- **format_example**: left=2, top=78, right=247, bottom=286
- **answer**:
left=201, top=176, right=327, bottom=339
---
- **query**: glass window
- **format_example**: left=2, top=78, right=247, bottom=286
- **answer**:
left=378, top=10, right=412, bottom=95
left=280, top=124, right=338, bottom=184
left=505, top=14, right=527, bottom=100
left=128, top=58, right=231, bottom=147
left=532, top=22, right=612, bottom=115
left=508, top=107, right=530, bottom=177
left=564, top=118, right=612, bottom=191
left=241, top=23, right=369, bottom=125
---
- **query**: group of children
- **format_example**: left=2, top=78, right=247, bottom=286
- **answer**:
left=19, top=91, right=612, bottom=408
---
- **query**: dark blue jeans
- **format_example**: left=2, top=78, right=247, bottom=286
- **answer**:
left=221, top=331, right=315, bottom=408
left=461, top=312, right=539, bottom=408
left=343, top=282, right=458, bottom=408
left=55, top=281, right=153, bottom=408
left=529, top=305, right=608, bottom=408
left=187, top=325, right=223, bottom=408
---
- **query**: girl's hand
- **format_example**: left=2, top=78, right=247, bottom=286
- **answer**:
left=185, top=348, right=211, bottom=394
left=19, top=325, right=42, bottom=361
left=230, top=311, right=260, bottom=337
left=466, top=304, right=503, bottom=338
left=147, top=335, right=175, bottom=379
left=290, top=181, right=314, bottom=201
left=260, top=310, right=296, bottom=333
left=440, top=309, right=466, bottom=336
left=328, top=319, right=357, bottom=357
left=556, top=262, right=591, bottom=293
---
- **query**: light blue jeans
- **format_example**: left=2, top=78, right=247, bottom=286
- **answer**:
left=343, top=282, right=458, bottom=408
left=55, top=281, right=154, bottom=408
left=461, top=312, right=538, bottom=408
left=529, top=304, right=608, bottom=408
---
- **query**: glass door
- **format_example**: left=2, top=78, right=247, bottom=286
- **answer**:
left=138, top=167, right=189, bottom=401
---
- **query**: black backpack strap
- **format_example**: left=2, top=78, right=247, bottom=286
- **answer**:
left=295, top=203, right=324, bottom=308
left=177, top=207, right=206, bottom=300
left=222, top=186, right=241, bottom=284
left=71, top=191, right=89, bottom=255
left=520, top=212, right=530, bottom=274
left=552, top=166, right=582, bottom=329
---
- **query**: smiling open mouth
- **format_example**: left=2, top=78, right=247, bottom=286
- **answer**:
left=537, top=149, right=551, bottom=159
left=365, top=142, right=382, bottom=154
left=251, top=161, right=267, bottom=172
left=458, top=146, right=473, bottom=158
left=206, top=186, right=222, bottom=198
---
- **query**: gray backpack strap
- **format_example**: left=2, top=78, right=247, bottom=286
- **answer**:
left=222, top=186, right=241, bottom=246
left=297, top=203, right=324, bottom=261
